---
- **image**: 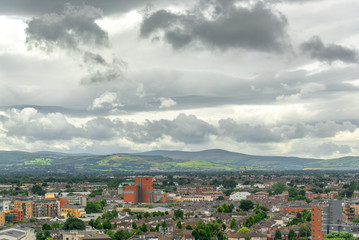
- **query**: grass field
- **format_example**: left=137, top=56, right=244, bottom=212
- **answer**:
left=24, top=158, right=53, bottom=165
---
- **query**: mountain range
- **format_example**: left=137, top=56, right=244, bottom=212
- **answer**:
left=0, top=149, right=357, bottom=174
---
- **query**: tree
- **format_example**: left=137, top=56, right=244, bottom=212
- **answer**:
left=186, top=225, right=193, bottom=230
left=299, top=223, right=311, bottom=237
left=132, top=222, right=137, bottom=230
left=177, top=221, right=182, bottom=229
left=272, top=182, right=286, bottom=195
left=144, top=212, right=151, bottom=218
left=63, top=216, right=85, bottom=230
left=31, top=185, right=46, bottom=195
left=140, top=223, right=147, bottom=232
left=325, top=232, right=354, bottom=239
left=353, top=218, right=359, bottom=223
left=288, top=229, right=296, bottom=240
left=174, top=209, right=184, bottom=219
left=275, top=229, right=282, bottom=240
left=114, top=230, right=131, bottom=240
left=42, top=223, right=52, bottom=231
left=239, top=200, right=254, bottom=211
left=288, top=188, right=298, bottom=198
left=230, top=218, right=237, bottom=229
left=103, top=220, right=112, bottom=230
left=237, top=227, right=250, bottom=233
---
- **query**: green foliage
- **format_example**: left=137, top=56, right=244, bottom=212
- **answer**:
left=243, top=211, right=267, bottom=228
left=63, top=216, right=85, bottom=230
left=217, top=203, right=235, bottom=213
left=42, top=223, right=52, bottom=231
left=216, top=196, right=225, bottom=200
left=192, top=221, right=226, bottom=240
left=237, top=227, right=250, bottom=233
left=272, top=182, right=287, bottom=195
left=325, top=232, right=354, bottom=239
left=31, top=185, right=46, bottom=195
left=103, top=220, right=112, bottom=230
left=299, top=223, right=311, bottom=237
left=174, top=209, right=184, bottom=219
left=132, top=222, right=137, bottom=230
left=288, top=187, right=298, bottom=198
left=186, top=225, right=193, bottom=230
left=85, top=200, right=106, bottom=214
left=239, top=200, right=254, bottom=211
left=36, top=233, right=46, bottom=240
left=177, top=221, right=182, bottom=229
left=353, top=218, right=359, bottom=223
left=51, top=222, right=62, bottom=229
left=113, top=230, right=132, bottom=240
left=102, top=210, right=118, bottom=220
left=288, top=229, right=296, bottom=240
left=288, top=210, right=311, bottom=226
left=140, top=223, right=147, bottom=232
left=275, top=229, right=282, bottom=240
left=230, top=219, right=237, bottom=229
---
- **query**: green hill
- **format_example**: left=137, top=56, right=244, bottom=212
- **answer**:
left=0, top=149, right=357, bottom=173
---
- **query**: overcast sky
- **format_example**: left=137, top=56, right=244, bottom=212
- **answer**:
left=0, top=0, right=359, bottom=158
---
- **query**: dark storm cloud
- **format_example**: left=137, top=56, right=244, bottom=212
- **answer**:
left=0, top=0, right=144, bottom=16
left=300, top=36, right=358, bottom=63
left=25, top=3, right=127, bottom=84
left=140, top=1, right=290, bottom=52
left=25, top=3, right=108, bottom=52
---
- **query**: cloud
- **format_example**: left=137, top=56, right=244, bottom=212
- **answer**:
left=159, top=97, right=176, bottom=109
left=300, top=36, right=358, bottom=63
left=2, top=108, right=81, bottom=140
left=88, top=91, right=123, bottom=110
left=315, top=142, right=352, bottom=156
left=219, top=119, right=357, bottom=143
left=140, top=1, right=290, bottom=52
left=0, top=0, right=145, bottom=17
left=25, top=3, right=127, bottom=84
left=25, top=3, right=108, bottom=52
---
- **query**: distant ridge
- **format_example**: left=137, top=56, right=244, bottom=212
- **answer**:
left=0, top=149, right=358, bottom=173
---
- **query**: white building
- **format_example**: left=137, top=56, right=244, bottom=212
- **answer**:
left=229, top=191, right=251, bottom=201
left=0, top=225, right=36, bottom=240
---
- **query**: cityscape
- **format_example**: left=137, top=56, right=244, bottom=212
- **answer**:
left=1, top=0, right=359, bottom=240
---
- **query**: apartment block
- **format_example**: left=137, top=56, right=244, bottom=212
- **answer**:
left=123, top=176, right=166, bottom=204
left=13, top=200, right=33, bottom=219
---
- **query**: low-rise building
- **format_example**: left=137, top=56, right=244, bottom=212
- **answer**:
left=0, top=225, right=36, bottom=240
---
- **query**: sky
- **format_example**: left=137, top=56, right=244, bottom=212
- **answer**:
left=0, top=0, right=359, bottom=158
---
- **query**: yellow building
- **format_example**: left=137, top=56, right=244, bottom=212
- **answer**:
left=13, top=200, right=33, bottom=219
left=0, top=212, right=5, bottom=226
left=61, top=206, right=86, bottom=218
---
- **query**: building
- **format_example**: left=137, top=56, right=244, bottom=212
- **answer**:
left=0, top=198, right=11, bottom=212
left=229, top=192, right=251, bottom=201
left=13, top=200, right=33, bottom=219
left=0, top=225, right=36, bottom=240
left=312, top=200, right=359, bottom=240
left=123, top=176, right=166, bottom=204
left=176, top=185, right=217, bottom=195
left=33, top=200, right=60, bottom=218
left=66, top=196, right=87, bottom=207
left=61, top=205, right=86, bottom=218
left=7, top=209, right=25, bottom=223
left=343, top=200, right=359, bottom=222
left=62, top=230, right=111, bottom=240
left=0, top=211, right=5, bottom=226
